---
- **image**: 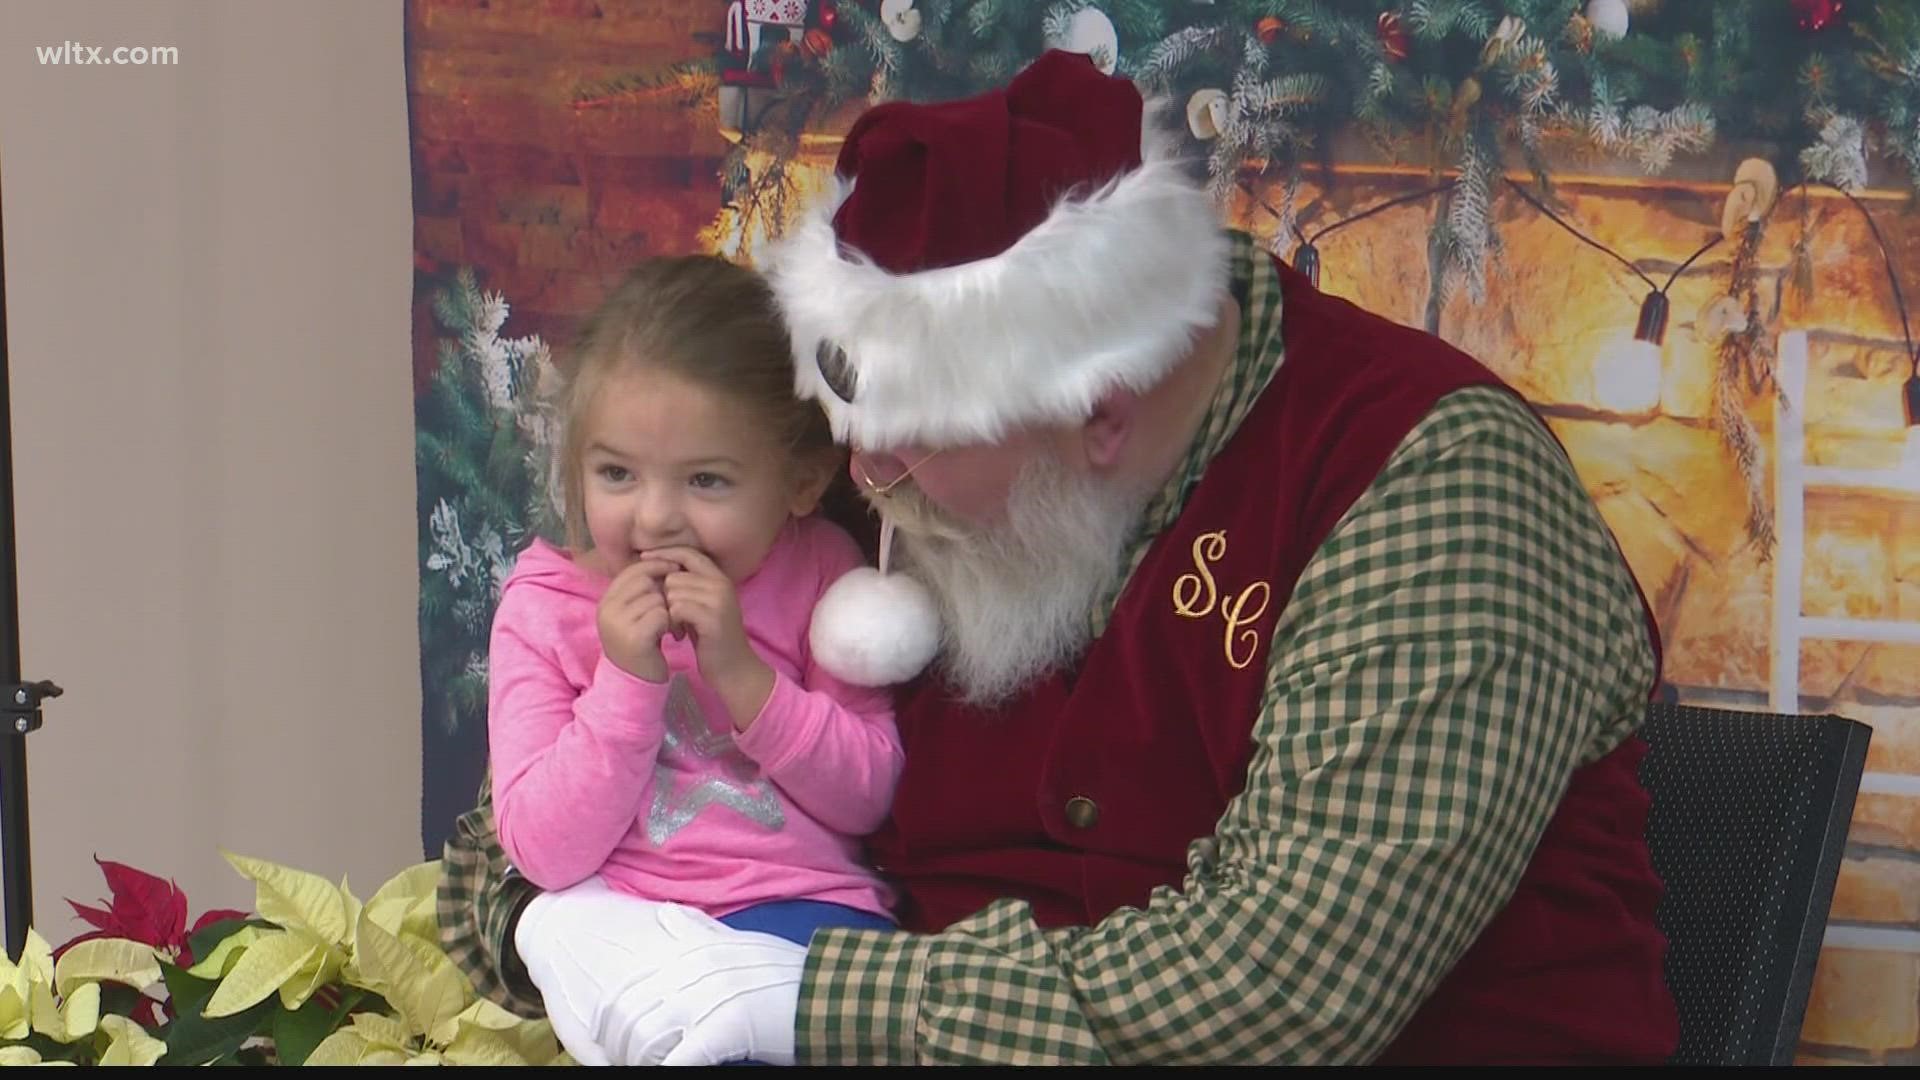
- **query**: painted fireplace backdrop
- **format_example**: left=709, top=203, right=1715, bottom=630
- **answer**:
left=406, top=0, right=1920, bottom=1062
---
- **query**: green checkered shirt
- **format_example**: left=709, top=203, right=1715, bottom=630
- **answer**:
left=436, top=231, right=1657, bottom=1064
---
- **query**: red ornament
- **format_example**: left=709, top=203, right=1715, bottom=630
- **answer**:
left=1256, top=15, right=1285, bottom=45
left=818, top=0, right=837, bottom=31
left=1792, top=0, right=1842, bottom=32
left=1377, top=12, right=1409, bottom=61
left=768, top=40, right=800, bottom=84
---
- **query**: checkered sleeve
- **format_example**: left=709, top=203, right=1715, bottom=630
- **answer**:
left=435, top=768, right=549, bottom=1018
left=795, top=387, right=1658, bottom=1064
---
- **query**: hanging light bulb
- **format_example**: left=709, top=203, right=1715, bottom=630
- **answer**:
left=1292, top=241, right=1321, bottom=287
left=1902, top=361, right=1920, bottom=472
left=1500, top=176, right=1718, bottom=419
left=1273, top=179, right=1460, bottom=294
left=1595, top=290, right=1668, bottom=414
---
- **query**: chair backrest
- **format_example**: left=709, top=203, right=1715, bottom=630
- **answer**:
left=1637, top=703, right=1871, bottom=1066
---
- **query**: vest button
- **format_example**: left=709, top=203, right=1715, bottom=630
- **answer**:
left=1065, top=796, right=1099, bottom=829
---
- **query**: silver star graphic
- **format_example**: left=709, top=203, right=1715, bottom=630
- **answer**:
left=646, top=675, right=786, bottom=845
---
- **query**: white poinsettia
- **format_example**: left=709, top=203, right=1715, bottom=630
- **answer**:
left=186, top=854, right=568, bottom=1066
left=0, top=927, right=170, bottom=1062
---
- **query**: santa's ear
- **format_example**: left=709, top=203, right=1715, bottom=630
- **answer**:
left=1081, top=384, right=1140, bottom=470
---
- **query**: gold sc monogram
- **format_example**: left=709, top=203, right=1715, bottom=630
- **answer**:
left=1172, top=530, right=1272, bottom=670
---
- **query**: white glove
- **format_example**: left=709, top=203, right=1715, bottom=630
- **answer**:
left=597, top=902, right=807, bottom=1067
left=511, top=876, right=806, bottom=1067
left=512, top=876, right=645, bottom=1067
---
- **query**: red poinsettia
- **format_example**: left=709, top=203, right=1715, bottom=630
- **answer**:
left=51, top=857, right=248, bottom=1029
left=57, top=856, right=248, bottom=968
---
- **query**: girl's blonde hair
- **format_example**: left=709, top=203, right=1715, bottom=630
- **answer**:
left=554, top=255, right=843, bottom=552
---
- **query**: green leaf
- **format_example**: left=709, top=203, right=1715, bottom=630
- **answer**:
left=186, top=926, right=264, bottom=980
left=186, top=919, right=253, bottom=973
left=159, top=961, right=216, bottom=1015
left=270, top=996, right=337, bottom=1067
left=156, top=958, right=277, bottom=1066
left=157, top=984, right=273, bottom=1067
left=326, top=986, right=370, bottom=1030
left=16, top=1030, right=86, bottom=1063
left=95, top=980, right=146, bottom=1023
left=343, top=988, right=390, bottom=1020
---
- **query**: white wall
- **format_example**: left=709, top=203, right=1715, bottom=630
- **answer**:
left=0, top=0, right=421, bottom=934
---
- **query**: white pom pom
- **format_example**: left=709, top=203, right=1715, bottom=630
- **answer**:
left=809, top=567, right=941, bottom=687
left=1585, top=0, right=1628, bottom=40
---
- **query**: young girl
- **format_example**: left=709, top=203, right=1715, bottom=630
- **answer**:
left=486, top=254, right=900, bottom=948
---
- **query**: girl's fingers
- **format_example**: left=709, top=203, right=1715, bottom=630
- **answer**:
left=644, top=546, right=725, bottom=581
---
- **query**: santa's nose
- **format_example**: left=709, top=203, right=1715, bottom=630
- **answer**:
left=851, top=450, right=909, bottom=491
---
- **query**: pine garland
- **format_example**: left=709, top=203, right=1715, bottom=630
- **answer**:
left=1802, top=113, right=1870, bottom=191
left=1858, top=4, right=1920, bottom=179
left=414, top=270, right=562, bottom=737
left=1444, top=119, right=1500, bottom=302
left=1408, top=0, right=1496, bottom=43
left=1108, top=0, right=1167, bottom=46
left=1138, top=26, right=1230, bottom=88
left=690, top=0, right=1920, bottom=309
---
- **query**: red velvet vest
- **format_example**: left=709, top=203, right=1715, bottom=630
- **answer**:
left=864, top=260, right=1680, bottom=1064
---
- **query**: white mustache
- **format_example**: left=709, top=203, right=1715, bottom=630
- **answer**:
left=869, top=456, right=1149, bottom=707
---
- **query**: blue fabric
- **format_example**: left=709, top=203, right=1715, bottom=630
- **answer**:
left=710, top=901, right=896, bottom=1066
left=718, top=899, right=896, bottom=944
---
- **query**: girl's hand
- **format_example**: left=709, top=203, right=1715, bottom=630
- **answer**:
left=597, top=558, right=677, bottom=683
left=648, top=546, right=774, bottom=728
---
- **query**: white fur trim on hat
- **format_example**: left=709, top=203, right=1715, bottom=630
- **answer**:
left=765, top=110, right=1231, bottom=451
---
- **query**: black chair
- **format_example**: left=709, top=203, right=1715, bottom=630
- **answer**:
left=1637, top=703, right=1872, bottom=1066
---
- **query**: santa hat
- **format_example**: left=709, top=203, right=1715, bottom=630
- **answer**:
left=765, top=48, right=1232, bottom=452
left=776, top=49, right=1231, bottom=688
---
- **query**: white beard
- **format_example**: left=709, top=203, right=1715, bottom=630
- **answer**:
left=871, top=455, right=1149, bottom=708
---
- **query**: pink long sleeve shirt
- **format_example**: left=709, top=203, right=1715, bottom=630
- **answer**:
left=486, top=515, right=902, bottom=922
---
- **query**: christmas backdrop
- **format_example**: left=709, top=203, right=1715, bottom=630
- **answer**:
left=405, top=0, right=1920, bottom=1061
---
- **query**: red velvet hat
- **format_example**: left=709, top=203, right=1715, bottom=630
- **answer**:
left=766, top=50, right=1231, bottom=451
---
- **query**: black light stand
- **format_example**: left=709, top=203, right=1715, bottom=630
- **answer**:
left=0, top=168, right=64, bottom=961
